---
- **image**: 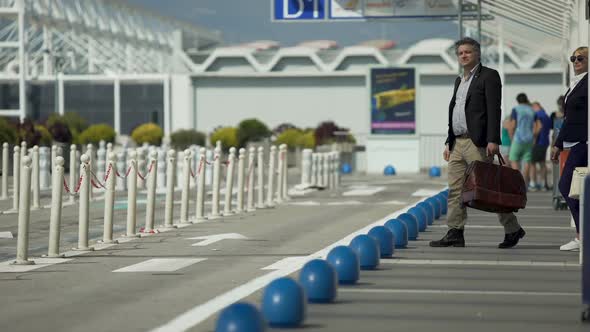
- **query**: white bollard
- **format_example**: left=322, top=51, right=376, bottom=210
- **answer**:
left=310, top=153, right=317, bottom=187
left=20, top=141, right=27, bottom=163
left=205, top=149, right=213, bottom=186
left=281, top=144, right=289, bottom=200
left=157, top=148, right=166, bottom=190
left=332, top=152, right=340, bottom=189
left=210, top=147, right=222, bottom=219
left=51, top=145, right=57, bottom=173
left=266, top=146, right=276, bottom=208
left=179, top=149, right=191, bottom=224
left=236, top=148, right=246, bottom=213
left=246, top=147, right=256, bottom=212
left=31, top=146, right=40, bottom=210
left=223, top=147, right=236, bottom=216
left=323, top=152, right=330, bottom=189
left=116, top=151, right=126, bottom=191
left=1, top=142, right=8, bottom=200
left=102, top=152, right=117, bottom=243
left=10, top=146, right=20, bottom=213
left=175, top=150, right=184, bottom=190
left=96, top=145, right=106, bottom=183
left=195, top=148, right=207, bottom=222
left=136, top=147, right=146, bottom=190
left=39, top=147, right=50, bottom=190
left=256, top=146, right=265, bottom=209
left=106, top=142, right=113, bottom=161
left=317, top=153, right=324, bottom=188
left=68, top=145, right=77, bottom=205
left=144, top=150, right=158, bottom=232
left=125, top=150, right=139, bottom=237
left=47, top=156, right=65, bottom=257
left=86, top=144, right=94, bottom=201
left=164, top=149, right=177, bottom=228
left=75, top=154, right=93, bottom=251
left=276, top=146, right=285, bottom=204
left=12, top=156, right=33, bottom=265
left=301, top=149, right=312, bottom=188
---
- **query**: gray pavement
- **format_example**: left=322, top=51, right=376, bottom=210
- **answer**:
left=0, top=173, right=585, bottom=332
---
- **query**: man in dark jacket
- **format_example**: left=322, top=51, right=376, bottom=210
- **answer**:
left=430, top=37, right=525, bottom=249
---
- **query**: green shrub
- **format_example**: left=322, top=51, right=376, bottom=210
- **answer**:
left=297, top=130, right=316, bottom=149
left=78, top=124, right=116, bottom=145
left=0, top=117, right=17, bottom=145
left=17, top=118, right=42, bottom=146
left=131, top=123, right=163, bottom=146
left=170, top=129, right=206, bottom=150
left=210, top=127, right=238, bottom=150
left=45, top=114, right=73, bottom=143
left=275, top=129, right=303, bottom=149
left=237, top=118, right=270, bottom=148
left=35, top=125, right=52, bottom=146
left=62, top=112, right=88, bottom=133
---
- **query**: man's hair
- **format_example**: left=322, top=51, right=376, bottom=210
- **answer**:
left=573, top=46, right=588, bottom=55
left=516, top=93, right=529, bottom=104
left=454, top=37, right=481, bottom=58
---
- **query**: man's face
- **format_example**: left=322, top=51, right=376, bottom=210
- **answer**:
left=456, top=44, right=478, bottom=69
left=572, top=49, right=588, bottom=75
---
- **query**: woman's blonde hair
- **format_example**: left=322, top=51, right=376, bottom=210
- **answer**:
left=573, top=46, right=588, bottom=55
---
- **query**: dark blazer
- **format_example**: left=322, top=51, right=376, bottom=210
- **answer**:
left=554, top=74, right=588, bottom=149
left=446, top=65, right=502, bottom=151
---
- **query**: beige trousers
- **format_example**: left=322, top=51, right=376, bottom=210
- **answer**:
left=447, top=138, right=521, bottom=234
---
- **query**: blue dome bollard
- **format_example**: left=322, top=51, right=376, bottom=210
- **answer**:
left=426, top=197, right=442, bottom=220
left=384, top=218, right=408, bottom=248
left=435, top=194, right=448, bottom=215
left=341, top=163, right=352, bottom=174
left=350, top=234, right=380, bottom=270
left=429, top=166, right=442, bottom=177
left=326, top=246, right=360, bottom=284
left=368, top=226, right=395, bottom=257
left=408, top=207, right=427, bottom=232
left=397, top=213, right=419, bottom=240
left=383, top=165, right=396, bottom=176
left=216, top=302, right=266, bottom=332
left=298, top=259, right=338, bottom=303
left=417, top=202, right=435, bottom=226
left=261, top=277, right=306, bottom=328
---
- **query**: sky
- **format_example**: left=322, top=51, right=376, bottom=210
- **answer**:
left=126, top=0, right=459, bottom=48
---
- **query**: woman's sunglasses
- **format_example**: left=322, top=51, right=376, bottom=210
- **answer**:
left=570, top=55, right=586, bottom=63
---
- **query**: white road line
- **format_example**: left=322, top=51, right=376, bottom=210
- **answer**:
left=342, top=186, right=385, bottom=196
left=428, top=225, right=573, bottom=230
left=0, top=258, right=72, bottom=273
left=339, top=288, right=579, bottom=297
left=150, top=198, right=425, bottom=332
left=113, top=258, right=206, bottom=273
left=381, top=259, right=580, bottom=267
left=469, top=214, right=566, bottom=219
left=0, top=231, right=13, bottom=239
left=262, top=257, right=308, bottom=270
left=326, top=201, right=363, bottom=206
left=412, top=189, right=444, bottom=197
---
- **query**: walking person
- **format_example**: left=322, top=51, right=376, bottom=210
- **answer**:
left=550, top=46, right=588, bottom=251
left=500, top=113, right=513, bottom=163
left=507, top=93, right=539, bottom=191
left=530, top=102, right=552, bottom=191
left=431, top=37, right=525, bottom=249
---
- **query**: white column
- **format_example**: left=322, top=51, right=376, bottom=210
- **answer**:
left=102, top=153, right=117, bottom=243
left=75, top=154, right=93, bottom=251
left=47, top=156, right=64, bottom=257
left=114, top=77, right=121, bottom=135
left=223, top=147, right=236, bottom=216
left=125, top=150, right=139, bottom=237
left=164, top=149, right=177, bottom=228
left=144, top=151, right=158, bottom=232
left=236, top=148, right=246, bottom=213
left=17, top=0, right=26, bottom=121
left=1, top=143, right=8, bottom=200
left=195, top=148, right=207, bottom=222
left=12, top=156, right=33, bottom=265
left=31, top=146, right=40, bottom=210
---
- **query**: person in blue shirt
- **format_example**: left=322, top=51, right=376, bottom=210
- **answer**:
left=529, top=102, right=552, bottom=191
left=508, top=93, right=539, bottom=190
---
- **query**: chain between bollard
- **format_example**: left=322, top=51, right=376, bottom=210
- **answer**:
left=136, top=160, right=155, bottom=181
left=63, top=172, right=85, bottom=196
left=205, top=155, right=219, bottom=165
left=116, top=165, right=133, bottom=179
left=190, top=159, right=205, bottom=179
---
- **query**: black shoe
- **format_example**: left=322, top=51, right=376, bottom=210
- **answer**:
left=498, top=227, right=526, bottom=249
left=430, top=228, right=465, bottom=247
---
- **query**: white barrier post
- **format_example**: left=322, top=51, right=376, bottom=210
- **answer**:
left=195, top=148, right=207, bottom=223
left=86, top=144, right=94, bottom=201
left=236, top=148, right=246, bottom=213
left=31, top=146, right=40, bottom=210
left=256, top=146, right=265, bottom=209
left=281, top=144, right=289, bottom=200
left=246, top=147, right=256, bottom=212
left=164, top=149, right=177, bottom=228
left=205, top=149, right=213, bottom=186
left=276, top=146, right=284, bottom=204
left=301, top=149, right=312, bottom=188
left=47, top=156, right=64, bottom=257
left=116, top=151, right=126, bottom=191
left=68, top=145, right=77, bottom=205
left=106, top=142, right=113, bottom=161
left=179, top=149, right=191, bottom=224
left=223, top=147, right=236, bottom=216
left=266, top=146, right=276, bottom=208
left=97, top=145, right=106, bottom=183
left=333, top=152, right=340, bottom=189
left=74, top=154, right=93, bottom=251
left=125, top=150, right=139, bottom=237
left=144, top=150, right=158, bottom=232
left=137, top=147, right=146, bottom=190
left=20, top=141, right=27, bottom=163
left=12, top=156, right=33, bottom=265
left=157, top=148, right=166, bottom=190
left=10, top=146, right=20, bottom=213
left=310, top=153, right=317, bottom=187
left=102, top=152, right=117, bottom=243
left=323, top=152, right=330, bottom=189
left=1, top=142, right=8, bottom=200
left=39, top=147, right=50, bottom=190
left=210, top=147, right=222, bottom=219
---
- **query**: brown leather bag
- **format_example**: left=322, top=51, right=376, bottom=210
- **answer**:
left=461, top=154, right=527, bottom=213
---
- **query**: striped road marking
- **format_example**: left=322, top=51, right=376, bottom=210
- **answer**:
left=428, top=225, right=573, bottom=230
left=113, top=258, right=206, bottom=273
left=0, top=232, right=13, bottom=239
left=0, top=258, right=72, bottom=273
left=340, top=288, right=579, bottom=297
left=381, top=259, right=580, bottom=267
left=342, top=186, right=385, bottom=196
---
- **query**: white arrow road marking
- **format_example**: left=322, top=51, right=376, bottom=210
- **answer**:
left=187, top=233, right=248, bottom=246
left=0, top=232, right=13, bottom=239
left=113, top=258, right=207, bottom=273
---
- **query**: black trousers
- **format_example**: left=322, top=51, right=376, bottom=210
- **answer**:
left=558, top=143, right=589, bottom=233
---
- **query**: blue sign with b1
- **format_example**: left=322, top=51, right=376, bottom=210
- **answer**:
left=273, top=0, right=327, bottom=21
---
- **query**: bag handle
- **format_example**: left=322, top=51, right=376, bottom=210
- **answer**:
left=495, top=153, right=506, bottom=166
